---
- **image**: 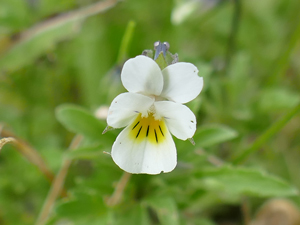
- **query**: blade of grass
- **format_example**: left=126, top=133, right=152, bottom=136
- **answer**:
left=232, top=103, right=300, bottom=164
left=267, top=19, right=300, bottom=85
left=116, top=20, right=136, bottom=65
left=224, top=0, right=242, bottom=74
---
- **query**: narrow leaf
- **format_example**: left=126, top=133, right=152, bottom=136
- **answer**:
left=55, top=104, right=110, bottom=141
left=196, top=166, right=298, bottom=197
left=232, top=103, right=300, bottom=164
left=0, top=0, right=119, bottom=72
left=64, top=144, right=104, bottom=160
left=194, top=124, right=238, bottom=148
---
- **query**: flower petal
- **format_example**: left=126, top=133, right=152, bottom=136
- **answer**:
left=107, top=92, right=154, bottom=128
left=111, top=118, right=177, bottom=174
left=161, top=62, right=203, bottom=103
left=121, top=55, right=163, bottom=96
left=154, top=101, right=196, bottom=140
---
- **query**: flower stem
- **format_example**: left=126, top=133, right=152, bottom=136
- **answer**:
left=241, top=196, right=251, bottom=225
left=106, top=172, right=132, bottom=207
left=232, top=103, right=300, bottom=164
left=35, top=135, right=83, bottom=225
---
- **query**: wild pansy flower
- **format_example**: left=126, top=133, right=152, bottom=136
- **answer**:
left=106, top=42, right=203, bottom=174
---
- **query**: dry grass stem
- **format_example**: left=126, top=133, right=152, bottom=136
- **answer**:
left=5, top=0, right=119, bottom=51
left=1, top=128, right=56, bottom=183
left=0, top=137, right=16, bottom=151
left=106, top=172, right=132, bottom=207
left=35, top=135, right=83, bottom=225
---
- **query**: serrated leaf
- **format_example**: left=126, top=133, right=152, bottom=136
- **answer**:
left=55, top=104, right=113, bottom=141
left=197, top=166, right=298, bottom=197
left=145, top=196, right=179, bottom=225
left=194, top=125, right=238, bottom=148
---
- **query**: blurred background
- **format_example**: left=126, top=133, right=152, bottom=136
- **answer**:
left=0, top=0, right=300, bottom=224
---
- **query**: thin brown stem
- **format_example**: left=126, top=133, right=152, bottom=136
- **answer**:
left=195, top=149, right=224, bottom=167
left=35, top=135, right=83, bottom=225
left=0, top=128, right=69, bottom=197
left=106, top=172, right=132, bottom=207
left=241, top=196, right=251, bottom=225
left=0, top=137, right=16, bottom=151
left=1, top=128, right=55, bottom=183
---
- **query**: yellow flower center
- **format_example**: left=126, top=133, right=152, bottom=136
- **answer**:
left=129, top=113, right=167, bottom=144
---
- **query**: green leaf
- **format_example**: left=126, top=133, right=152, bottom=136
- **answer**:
left=55, top=104, right=110, bottom=141
left=194, top=125, right=238, bottom=148
left=259, top=87, right=300, bottom=113
left=64, top=144, right=104, bottom=160
left=115, top=204, right=151, bottom=225
left=145, top=196, right=179, bottom=225
left=0, top=0, right=119, bottom=73
left=0, top=21, right=80, bottom=72
left=55, top=191, right=107, bottom=219
left=197, top=166, right=298, bottom=197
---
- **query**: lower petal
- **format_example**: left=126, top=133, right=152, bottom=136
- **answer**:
left=111, top=114, right=177, bottom=174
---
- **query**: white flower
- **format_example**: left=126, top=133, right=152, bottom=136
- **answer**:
left=106, top=55, right=203, bottom=174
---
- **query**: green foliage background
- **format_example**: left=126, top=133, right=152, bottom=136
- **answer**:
left=0, top=0, right=300, bottom=224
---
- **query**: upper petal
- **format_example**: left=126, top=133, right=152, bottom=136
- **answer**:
left=154, top=101, right=196, bottom=140
left=107, top=92, right=154, bottom=128
left=121, top=55, right=163, bottom=96
left=111, top=118, right=177, bottom=174
left=161, top=62, right=203, bottom=103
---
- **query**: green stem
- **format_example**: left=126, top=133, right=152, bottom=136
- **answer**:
left=116, top=20, right=136, bottom=65
left=267, top=19, right=300, bottom=85
left=224, top=0, right=242, bottom=74
left=232, top=103, right=300, bottom=164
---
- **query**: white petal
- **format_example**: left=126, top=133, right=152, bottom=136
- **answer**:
left=154, top=101, right=196, bottom=140
left=161, top=62, right=203, bottom=103
left=107, top=92, right=154, bottom=128
left=121, top=55, right=163, bottom=96
left=111, top=117, right=177, bottom=174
